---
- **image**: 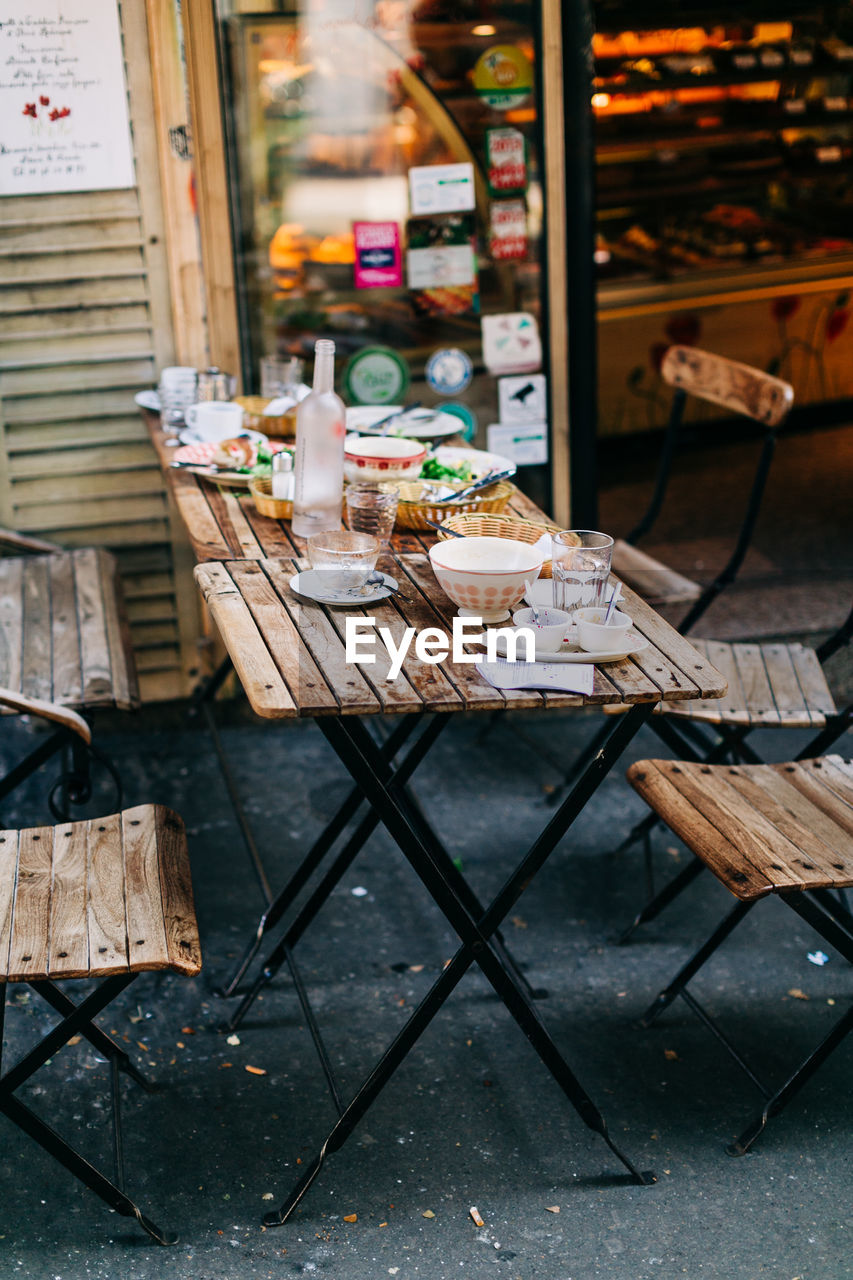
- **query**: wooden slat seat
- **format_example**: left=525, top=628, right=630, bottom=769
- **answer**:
left=627, top=755, right=853, bottom=901
left=0, top=547, right=139, bottom=713
left=658, top=639, right=837, bottom=730
left=612, top=539, right=701, bottom=607
left=0, top=804, right=200, bottom=982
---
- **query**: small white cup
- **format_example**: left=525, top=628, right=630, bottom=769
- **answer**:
left=184, top=400, right=244, bottom=442
left=512, top=606, right=573, bottom=654
left=575, top=606, right=632, bottom=653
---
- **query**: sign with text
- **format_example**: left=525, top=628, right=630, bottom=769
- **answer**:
left=353, top=221, right=402, bottom=289
left=0, top=0, right=135, bottom=196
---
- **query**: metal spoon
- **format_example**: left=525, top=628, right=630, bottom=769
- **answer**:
left=425, top=517, right=464, bottom=538
left=358, top=571, right=409, bottom=600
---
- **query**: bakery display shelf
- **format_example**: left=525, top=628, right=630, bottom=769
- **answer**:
left=597, top=249, right=853, bottom=312
left=595, top=104, right=853, bottom=155
left=593, top=2, right=823, bottom=31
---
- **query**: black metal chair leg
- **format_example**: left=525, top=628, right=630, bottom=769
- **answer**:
left=638, top=900, right=754, bottom=1027
left=0, top=1093, right=177, bottom=1245
left=32, top=981, right=155, bottom=1092
left=728, top=1004, right=853, bottom=1157
left=619, top=858, right=707, bottom=944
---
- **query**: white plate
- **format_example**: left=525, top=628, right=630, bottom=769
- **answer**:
left=178, top=426, right=268, bottom=447
left=346, top=406, right=463, bottom=441
left=135, top=390, right=161, bottom=411
left=477, top=627, right=649, bottom=664
left=288, top=570, right=398, bottom=607
left=430, top=445, right=517, bottom=482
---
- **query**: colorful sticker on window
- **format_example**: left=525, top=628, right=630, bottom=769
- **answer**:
left=473, top=46, right=533, bottom=111
left=486, top=128, right=528, bottom=194
left=489, top=200, right=528, bottom=261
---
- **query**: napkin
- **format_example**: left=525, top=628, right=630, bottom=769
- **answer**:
left=479, top=660, right=594, bottom=695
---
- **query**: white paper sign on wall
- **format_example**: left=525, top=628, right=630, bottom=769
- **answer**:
left=498, top=374, right=547, bottom=424
left=481, top=312, right=542, bottom=375
left=486, top=421, right=548, bottom=466
left=408, top=163, right=475, bottom=215
left=0, top=0, right=135, bottom=197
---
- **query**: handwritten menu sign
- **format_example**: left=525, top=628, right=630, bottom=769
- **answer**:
left=0, top=0, right=135, bottom=197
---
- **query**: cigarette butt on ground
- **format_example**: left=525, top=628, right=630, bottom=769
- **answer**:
left=469, top=1206, right=484, bottom=1227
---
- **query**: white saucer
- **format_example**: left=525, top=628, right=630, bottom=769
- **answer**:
left=134, top=390, right=161, bottom=411
left=346, top=406, right=462, bottom=441
left=178, top=426, right=268, bottom=447
left=288, top=570, right=398, bottom=607
left=478, top=627, right=649, bottom=664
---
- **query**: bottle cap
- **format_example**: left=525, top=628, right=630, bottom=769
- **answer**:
left=273, top=450, right=293, bottom=472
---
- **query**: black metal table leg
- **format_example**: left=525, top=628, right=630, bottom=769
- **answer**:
left=265, top=702, right=656, bottom=1224
left=225, top=716, right=447, bottom=1032
left=218, top=716, right=425, bottom=999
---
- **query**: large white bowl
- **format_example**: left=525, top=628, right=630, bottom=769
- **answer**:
left=344, top=435, right=426, bottom=485
left=429, top=535, right=543, bottom=623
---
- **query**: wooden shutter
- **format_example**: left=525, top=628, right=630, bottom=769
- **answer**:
left=0, top=0, right=201, bottom=701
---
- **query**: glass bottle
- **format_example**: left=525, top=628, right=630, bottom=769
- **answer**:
left=292, top=340, right=346, bottom=536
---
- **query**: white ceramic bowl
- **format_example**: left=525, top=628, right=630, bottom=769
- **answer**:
left=344, top=435, right=426, bottom=485
left=428, top=535, right=543, bottom=623
left=575, top=606, right=632, bottom=653
left=512, top=606, right=573, bottom=653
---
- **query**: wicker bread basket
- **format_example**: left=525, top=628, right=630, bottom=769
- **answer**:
left=393, top=479, right=513, bottom=531
left=234, top=395, right=294, bottom=436
left=435, top=512, right=568, bottom=578
left=249, top=474, right=293, bottom=519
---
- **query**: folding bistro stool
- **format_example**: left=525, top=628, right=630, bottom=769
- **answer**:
left=627, top=754, right=853, bottom=1154
left=0, top=803, right=201, bottom=1244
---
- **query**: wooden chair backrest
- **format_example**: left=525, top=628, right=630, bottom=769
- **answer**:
left=661, top=346, right=794, bottom=427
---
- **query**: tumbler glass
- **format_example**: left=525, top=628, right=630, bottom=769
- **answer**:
left=551, top=530, right=614, bottom=614
left=345, top=483, right=399, bottom=542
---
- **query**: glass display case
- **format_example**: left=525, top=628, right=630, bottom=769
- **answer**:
left=222, top=1, right=551, bottom=464
left=592, top=2, right=853, bottom=434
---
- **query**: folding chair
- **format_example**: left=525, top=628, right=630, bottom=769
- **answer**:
left=0, top=529, right=139, bottom=817
left=626, top=754, right=853, bottom=1155
left=0, top=711, right=201, bottom=1246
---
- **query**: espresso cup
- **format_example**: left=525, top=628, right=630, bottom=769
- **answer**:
left=575, top=606, right=632, bottom=653
left=184, top=400, right=244, bottom=442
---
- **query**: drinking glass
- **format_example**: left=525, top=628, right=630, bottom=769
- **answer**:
left=157, top=366, right=198, bottom=431
left=260, top=355, right=304, bottom=398
left=345, top=483, right=399, bottom=542
left=551, top=530, right=614, bottom=614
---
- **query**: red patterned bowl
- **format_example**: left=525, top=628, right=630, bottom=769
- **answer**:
left=344, top=435, right=426, bottom=485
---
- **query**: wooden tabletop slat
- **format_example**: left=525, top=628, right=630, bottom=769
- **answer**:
left=391, top=552, right=555, bottom=709
left=195, top=561, right=297, bottom=718
left=229, top=559, right=338, bottom=716
left=8, top=827, right=53, bottom=978
left=21, top=556, right=52, bottom=702
left=0, top=558, right=23, bottom=693
left=788, top=644, right=836, bottom=724
left=87, top=814, right=129, bottom=974
left=616, top=581, right=724, bottom=700
left=0, top=830, right=20, bottom=979
left=73, top=547, right=114, bottom=706
left=206, top=487, right=265, bottom=560
left=122, top=806, right=171, bottom=973
left=262, top=559, right=380, bottom=715
left=627, top=760, right=774, bottom=899
left=48, top=822, right=89, bottom=978
left=315, top=597, right=429, bottom=716
left=171, top=469, right=235, bottom=561
left=237, top=494, right=301, bottom=558
left=155, top=806, right=202, bottom=976
left=48, top=552, right=83, bottom=706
